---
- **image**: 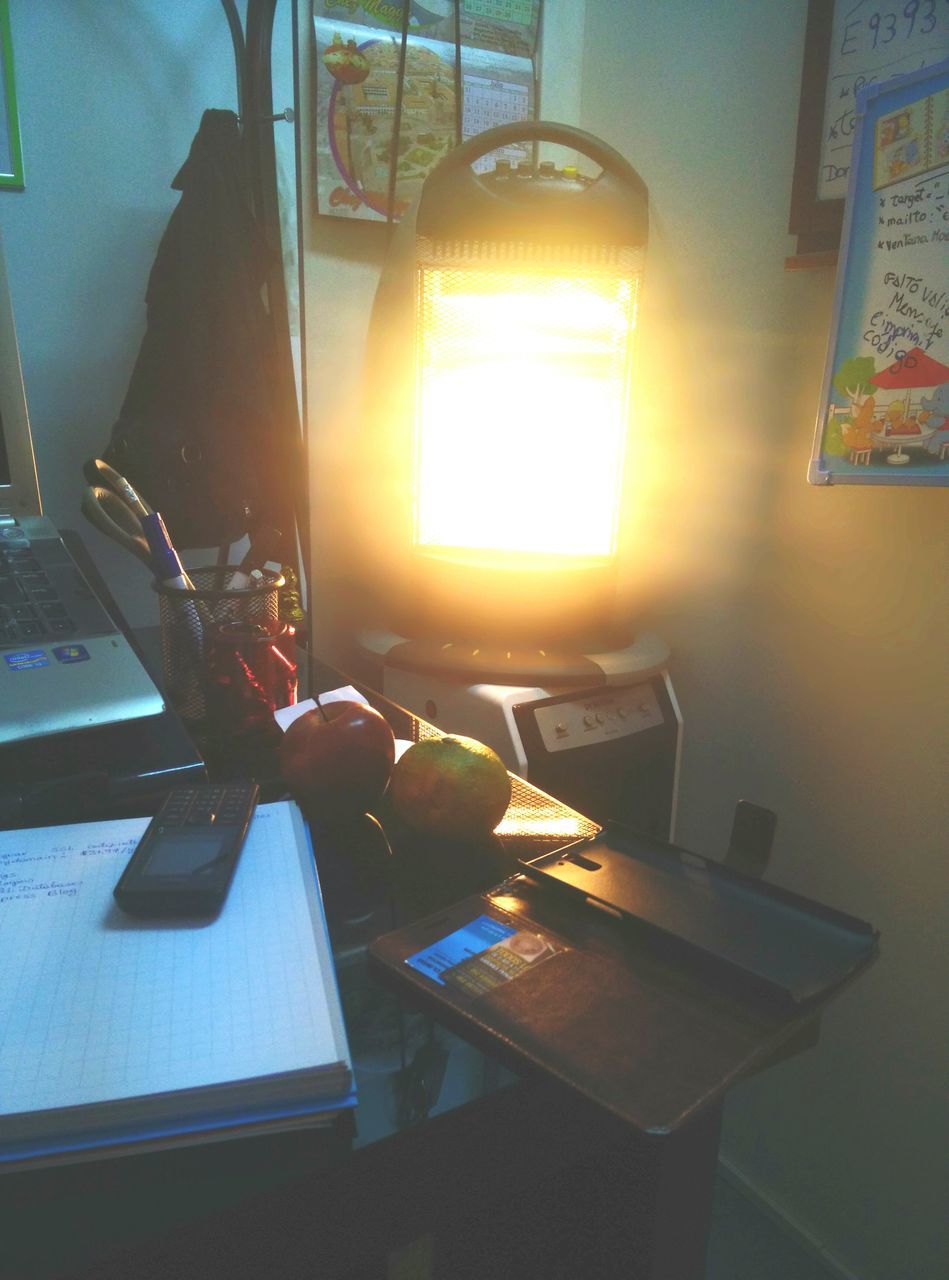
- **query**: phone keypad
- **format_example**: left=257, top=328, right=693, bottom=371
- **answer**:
left=158, top=785, right=257, bottom=828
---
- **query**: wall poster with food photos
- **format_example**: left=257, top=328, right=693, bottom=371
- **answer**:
left=312, top=0, right=541, bottom=222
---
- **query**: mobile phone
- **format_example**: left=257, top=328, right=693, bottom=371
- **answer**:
left=113, top=782, right=259, bottom=918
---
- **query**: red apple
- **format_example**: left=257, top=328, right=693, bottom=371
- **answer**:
left=279, top=701, right=396, bottom=822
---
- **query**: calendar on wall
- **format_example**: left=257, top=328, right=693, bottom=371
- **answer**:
left=463, top=74, right=530, bottom=171
left=316, top=0, right=541, bottom=59
left=312, top=0, right=541, bottom=222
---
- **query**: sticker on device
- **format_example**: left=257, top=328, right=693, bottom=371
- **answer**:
left=4, top=649, right=48, bottom=671
left=406, top=913, right=564, bottom=996
left=52, top=644, right=89, bottom=663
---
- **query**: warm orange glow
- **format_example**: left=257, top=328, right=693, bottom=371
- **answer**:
left=494, top=813, right=593, bottom=839
left=414, top=266, right=639, bottom=559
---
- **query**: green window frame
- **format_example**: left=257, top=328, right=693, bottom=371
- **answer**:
left=0, top=0, right=24, bottom=190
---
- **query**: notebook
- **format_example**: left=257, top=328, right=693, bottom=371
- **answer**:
left=0, top=229, right=164, bottom=745
left=0, top=800, right=354, bottom=1169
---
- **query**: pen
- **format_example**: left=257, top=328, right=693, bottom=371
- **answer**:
left=141, top=513, right=207, bottom=678
left=141, top=512, right=198, bottom=592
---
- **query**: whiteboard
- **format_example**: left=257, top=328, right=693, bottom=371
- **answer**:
left=810, top=59, right=949, bottom=486
left=819, top=1, right=949, bottom=202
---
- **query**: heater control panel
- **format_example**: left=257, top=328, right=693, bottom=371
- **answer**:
left=533, top=682, right=664, bottom=754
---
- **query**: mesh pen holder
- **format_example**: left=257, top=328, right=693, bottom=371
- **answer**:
left=155, top=566, right=285, bottom=725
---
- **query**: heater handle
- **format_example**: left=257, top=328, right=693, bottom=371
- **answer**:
left=417, top=121, right=647, bottom=243
left=428, top=120, right=647, bottom=196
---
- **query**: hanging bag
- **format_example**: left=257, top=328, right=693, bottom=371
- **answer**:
left=102, top=109, right=286, bottom=549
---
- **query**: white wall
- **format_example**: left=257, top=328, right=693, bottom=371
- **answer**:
left=1, top=0, right=247, bottom=627
left=580, top=4, right=948, bottom=1279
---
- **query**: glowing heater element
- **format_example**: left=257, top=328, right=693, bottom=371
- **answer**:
left=414, top=249, right=642, bottom=562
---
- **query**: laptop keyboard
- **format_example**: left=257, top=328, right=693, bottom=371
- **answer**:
left=0, top=544, right=78, bottom=644
left=0, top=530, right=116, bottom=649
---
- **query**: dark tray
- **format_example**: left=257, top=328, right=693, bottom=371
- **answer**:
left=519, top=822, right=879, bottom=1004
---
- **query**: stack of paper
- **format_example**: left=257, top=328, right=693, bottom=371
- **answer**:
left=0, top=801, right=354, bottom=1168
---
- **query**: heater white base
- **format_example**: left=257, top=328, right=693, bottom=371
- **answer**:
left=365, top=632, right=683, bottom=841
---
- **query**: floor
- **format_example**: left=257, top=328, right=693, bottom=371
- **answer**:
left=385, top=1172, right=842, bottom=1280
left=705, top=1175, right=840, bottom=1280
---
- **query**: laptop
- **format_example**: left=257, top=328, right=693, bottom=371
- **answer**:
left=0, top=231, right=165, bottom=745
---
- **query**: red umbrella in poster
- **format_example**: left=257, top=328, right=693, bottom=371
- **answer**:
left=869, top=347, right=949, bottom=463
left=870, top=347, right=949, bottom=390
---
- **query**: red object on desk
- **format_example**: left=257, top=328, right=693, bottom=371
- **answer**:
left=279, top=700, right=395, bottom=823
left=204, top=621, right=297, bottom=744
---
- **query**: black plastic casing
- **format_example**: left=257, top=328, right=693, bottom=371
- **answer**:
left=113, top=784, right=259, bottom=919
left=415, top=121, right=648, bottom=246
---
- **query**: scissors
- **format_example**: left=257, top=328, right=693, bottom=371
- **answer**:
left=80, top=459, right=154, bottom=567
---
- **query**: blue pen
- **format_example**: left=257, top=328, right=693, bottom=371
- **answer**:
left=140, top=511, right=210, bottom=656
left=141, top=512, right=197, bottom=592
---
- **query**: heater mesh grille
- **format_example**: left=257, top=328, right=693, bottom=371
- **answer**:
left=416, top=238, right=644, bottom=273
left=497, top=774, right=601, bottom=845
left=412, top=717, right=600, bottom=846
left=413, top=242, right=642, bottom=559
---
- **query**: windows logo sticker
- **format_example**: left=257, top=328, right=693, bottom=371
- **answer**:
left=52, top=644, right=90, bottom=664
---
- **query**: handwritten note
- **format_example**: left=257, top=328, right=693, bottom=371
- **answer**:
left=819, top=0, right=948, bottom=201
left=0, top=831, right=134, bottom=905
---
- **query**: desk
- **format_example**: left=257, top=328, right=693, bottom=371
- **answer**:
left=1, top=613, right=867, bottom=1280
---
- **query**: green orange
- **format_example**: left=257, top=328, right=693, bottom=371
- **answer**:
left=389, top=735, right=512, bottom=838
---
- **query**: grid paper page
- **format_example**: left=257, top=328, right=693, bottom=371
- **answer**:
left=0, top=803, right=342, bottom=1118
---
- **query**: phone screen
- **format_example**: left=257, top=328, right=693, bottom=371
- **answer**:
left=141, top=833, right=224, bottom=878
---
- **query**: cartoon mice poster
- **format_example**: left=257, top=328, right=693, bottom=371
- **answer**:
left=812, top=64, right=949, bottom=486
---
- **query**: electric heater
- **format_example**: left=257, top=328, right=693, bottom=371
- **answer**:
left=355, top=123, right=680, bottom=837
